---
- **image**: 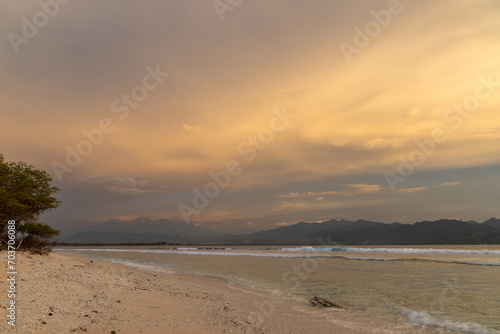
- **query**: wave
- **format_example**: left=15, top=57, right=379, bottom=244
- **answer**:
left=55, top=248, right=322, bottom=258
left=346, top=257, right=500, bottom=267
left=439, top=260, right=500, bottom=267
left=399, top=308, right=499, bottom=334
left=281, top=246, right=500, bottom=255
left=55, top=248, right=500, bottom=267
left=280, top=246, right=317, bottom=252
left=341, top=256, right=397, bottom=262
left=334, top=256, right=500, bottom=266
left=174, top=247, right=234, bottom=251
left=104, top=258, right=177, bottom=274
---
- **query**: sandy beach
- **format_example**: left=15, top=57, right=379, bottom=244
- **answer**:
left=1, top=252, right=366, bottom=334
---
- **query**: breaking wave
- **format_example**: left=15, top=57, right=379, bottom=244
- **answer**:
left=55, top=248, right=500, bottom=266
left=399, top=308, right=499, bottom=334
left=281, top=246, right=500, bottom=255
left=55, top=248, right=321, bottom=258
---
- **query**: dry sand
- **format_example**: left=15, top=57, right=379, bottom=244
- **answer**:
left=1, top=252, right=368, bottom=334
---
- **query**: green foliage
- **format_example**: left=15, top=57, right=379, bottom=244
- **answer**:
left=18, top=222, right=61, bottom=238
left=17, top=222, right=61, bottom=254
left=0, top=154, right=61, bottom=252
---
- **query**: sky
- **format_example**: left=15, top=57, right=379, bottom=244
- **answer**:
left=1, top=0, right=500, bottom=234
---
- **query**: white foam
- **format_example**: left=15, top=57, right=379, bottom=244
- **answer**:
left=440, top=260, right=500, bottom=267
left=399, top=309, right=498, bottom=334
left=279, top=246, right=500, bottom=255
left=105, top=258, right=177, bottom=274
left=341, top=256, right=396, bottom=261
left=280, top=246, right=316, bottom=252
left=340, top=257, right=500, bottom=266
left=54, top=248, right=500, bottom=267
left=336, top=247, right=500, bottom=255
left=55, top=248, right=319, bottom=258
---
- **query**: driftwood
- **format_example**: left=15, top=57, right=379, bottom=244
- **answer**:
left=308, top=296, right=346, bottom=309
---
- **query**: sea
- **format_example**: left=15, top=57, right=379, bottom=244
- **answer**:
left=55, top=245, right=500, bottom=334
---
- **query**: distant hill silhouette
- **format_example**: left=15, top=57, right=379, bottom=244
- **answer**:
left=217, top=219, right=500, bottom=245
left=60, top=217, right=500, bottom=245
left=62, top=231, right=188, bottom=244
left=483, top=217, right=500, bottom=230
left=60, top=217, right=222, bottom=244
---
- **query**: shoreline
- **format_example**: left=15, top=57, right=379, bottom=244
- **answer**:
left=1, top=252, right=367, bottom=334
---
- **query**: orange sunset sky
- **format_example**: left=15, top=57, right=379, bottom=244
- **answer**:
left=1, top=0, right=500, bottom=233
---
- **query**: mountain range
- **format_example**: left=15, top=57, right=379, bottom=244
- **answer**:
left=59, top=217, right=500, bottom=245
left=60, top=217, right=222, bottom=244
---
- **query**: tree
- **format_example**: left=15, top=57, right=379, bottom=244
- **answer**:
left=17, top=222, right=61, bottom=251
left=0, top=154, right=61, bottom=252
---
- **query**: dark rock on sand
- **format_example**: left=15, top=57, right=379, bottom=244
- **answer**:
left=308, top=296, right=346, bottom=309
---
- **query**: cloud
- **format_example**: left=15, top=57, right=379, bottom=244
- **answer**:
left=392, top=216, right=410, bottom=222
left=76, top=175, right=162, bottom=195
left=278, top=191, right=340, bottom=198
left=435, top=182, right=461, bottom=187
left=278, top=184, right=381, bottom=198
left=344, top=184, right=382, bottom=195
left=275, top=222, right=297, bottom=227
left=395, top=186, right=429, bottom=194
left=362, top=138, right=408, bottom=151
left=329, top=137, right=351, bottom=148
left=3, top=0, right=500, bottom=229
left=181, top=124, right=207, bottom=132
